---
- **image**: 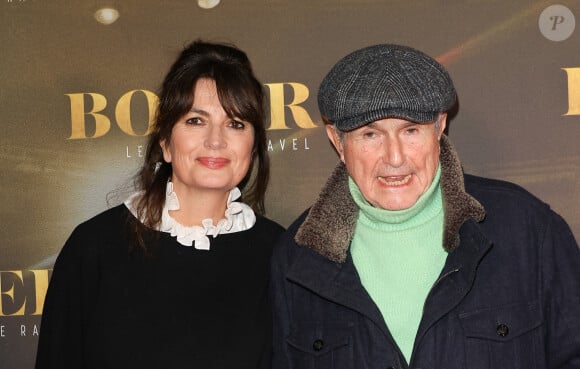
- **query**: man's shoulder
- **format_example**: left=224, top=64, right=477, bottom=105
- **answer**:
left=464, top=174, right=551, bottom=216
left=285, top=209, right=310, bottom=235
left=465, top=174, right=544, bottom=202
left=271, top=209, right=310, bottom=262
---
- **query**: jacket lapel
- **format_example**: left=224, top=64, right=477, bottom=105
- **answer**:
left=286, top=245, right=390, bottom=335
left=413, top=220, right=493, bottom=352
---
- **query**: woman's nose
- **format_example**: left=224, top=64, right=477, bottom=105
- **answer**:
left=204, top=125, right=227, bottom=149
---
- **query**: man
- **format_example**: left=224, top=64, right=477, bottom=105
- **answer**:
left=271, top=44, right=580, bottom=369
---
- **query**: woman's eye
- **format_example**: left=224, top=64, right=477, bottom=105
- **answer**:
left=185, top=117, right=203, bottom=125
left=229, top=120, right=246, bottom=129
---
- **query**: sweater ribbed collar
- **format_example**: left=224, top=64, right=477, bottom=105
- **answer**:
left=349, top=165, right=442, bottom=230
left=295, top=135, right=485, bottom=263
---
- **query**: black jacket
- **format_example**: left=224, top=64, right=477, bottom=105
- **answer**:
left=271, top=135, right=580, bottom=369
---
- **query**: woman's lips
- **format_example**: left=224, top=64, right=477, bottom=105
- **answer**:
left=197, top=157, right=230, bottom=169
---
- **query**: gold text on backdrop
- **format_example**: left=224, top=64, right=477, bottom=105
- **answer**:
left=264, top=83, right=318, bottom=129
left=0, top=270, right=50, bottom=317
left=66, top=90, right=158, bottom=139
left=66, top=83, right=319, bottom=139
left=563, top=67, right=580, bottom=115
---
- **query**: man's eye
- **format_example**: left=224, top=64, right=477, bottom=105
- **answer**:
left=362, top=131, right=377, bottom=139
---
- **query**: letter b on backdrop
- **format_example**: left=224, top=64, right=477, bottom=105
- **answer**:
left=66, top=90, right=158, bottom=139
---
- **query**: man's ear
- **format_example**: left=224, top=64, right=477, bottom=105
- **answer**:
left=437, top=113, right=447, bottom=140
left=325, top=125, right=345, bottom=162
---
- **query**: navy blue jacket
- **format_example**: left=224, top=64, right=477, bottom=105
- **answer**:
left=271, top=136, right=580, bottom=369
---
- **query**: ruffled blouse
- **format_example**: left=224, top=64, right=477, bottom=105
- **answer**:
left=124, top=182, right=256, bottom=250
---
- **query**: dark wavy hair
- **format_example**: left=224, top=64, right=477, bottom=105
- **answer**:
left=130, top=40, right=269, bottom=250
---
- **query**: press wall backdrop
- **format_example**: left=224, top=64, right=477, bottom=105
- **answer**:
left=1, top=1, right=579, bottom=368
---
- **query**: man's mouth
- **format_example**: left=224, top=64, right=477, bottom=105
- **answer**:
left=378, top=174, right=412, bottom=186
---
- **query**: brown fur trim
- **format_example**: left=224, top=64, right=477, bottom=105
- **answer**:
left=295, top=134, right=485, bottom=262
left=295, top=162, right=358, bottom=262
left=439, top=135, right=486, bottom=251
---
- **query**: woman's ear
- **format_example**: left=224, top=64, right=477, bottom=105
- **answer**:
left=159, top=139, right=172, bottom=163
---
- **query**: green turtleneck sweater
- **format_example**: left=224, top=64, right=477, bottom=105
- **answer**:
left=349, top=165, right=446, bottom=363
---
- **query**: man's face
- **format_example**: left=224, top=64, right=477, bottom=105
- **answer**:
left=326, top=115, right=446, bottom=210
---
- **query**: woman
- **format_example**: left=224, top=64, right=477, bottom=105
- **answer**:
left=35, top=40, right=284, bottom=369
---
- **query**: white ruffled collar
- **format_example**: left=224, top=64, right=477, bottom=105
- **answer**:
left=124, top=182, right=256, bottom=250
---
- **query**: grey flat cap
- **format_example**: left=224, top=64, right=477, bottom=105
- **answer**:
left=318, top=44, right=456, bottom=131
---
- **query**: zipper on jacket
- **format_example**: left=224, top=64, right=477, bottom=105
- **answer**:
left=407, top=268, right=461, bottom=368
left=421, top=268, right=460, bottom=314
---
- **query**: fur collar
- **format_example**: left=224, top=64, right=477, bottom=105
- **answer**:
left=295, top=135, right=485, bottom=263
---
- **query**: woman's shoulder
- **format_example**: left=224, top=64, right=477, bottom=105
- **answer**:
left=74, top=203, right=131, bottom=234
left=51, top=204, right=132, bottom=273
left=254, top=215, right=285, bottom=236
left=62, top=204, right=132, bottom=256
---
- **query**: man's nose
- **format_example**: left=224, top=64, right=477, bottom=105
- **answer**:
left=383, top=136, right=404, bottom=167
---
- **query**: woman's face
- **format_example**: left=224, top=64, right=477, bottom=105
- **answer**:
left=160, top=78, right=255, bottom=197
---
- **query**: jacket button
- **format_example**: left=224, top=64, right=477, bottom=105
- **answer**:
left=312, top=339, right=324, bottom=351
left=496, top=323, right=509, bottom=337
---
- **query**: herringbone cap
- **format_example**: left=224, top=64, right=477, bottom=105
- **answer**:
left=318, top=44, right=456, bottom=131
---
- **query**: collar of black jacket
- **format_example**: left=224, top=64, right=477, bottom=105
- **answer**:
left=295, top=134, right=486, bottom=263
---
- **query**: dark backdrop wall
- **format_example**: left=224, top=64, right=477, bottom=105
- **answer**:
left=1, top=1, right=579, bottom=368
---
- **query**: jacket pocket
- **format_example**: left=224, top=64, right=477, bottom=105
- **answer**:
left=459, top=301, right=543, bottom=369
left=286, top=321, right=353, bottom=369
